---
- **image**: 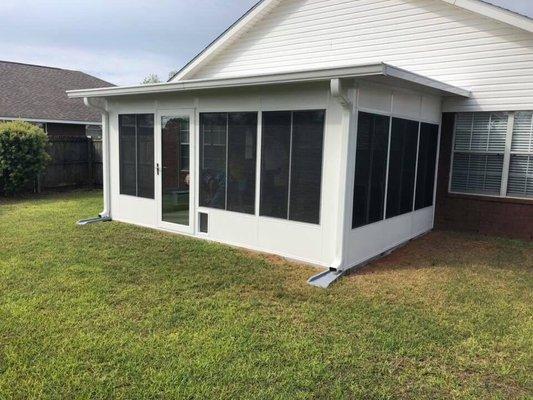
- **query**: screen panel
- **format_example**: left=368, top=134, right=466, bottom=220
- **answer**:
left=119, top=115, right=137, bottom=196
left=289, top=110, right=325, bottom=224
left=386, top=117, right=419, bottom=219
left=136, top=114, right=154, bottom=199
left=352, top=112, right=390, bottom=228
left=415, top=123, right=439, bottom=210
left=227, top=112, right=258, bottom=214
left=260, top=111, right=291, bottom=219
left=199, top=113, right=227, bottom=210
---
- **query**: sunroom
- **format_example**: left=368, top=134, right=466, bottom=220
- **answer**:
left=68, top=63, right=470, bottom=287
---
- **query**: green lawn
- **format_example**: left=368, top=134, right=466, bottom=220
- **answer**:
left=0, top=190, right=531, bottom=399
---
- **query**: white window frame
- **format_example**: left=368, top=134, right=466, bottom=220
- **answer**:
left=448, top=111, right=533, bottom=201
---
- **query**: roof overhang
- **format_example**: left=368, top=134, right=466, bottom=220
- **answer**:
left=67, top=63, right=471, bottom=100
left=441, top=0, right=533, bottom=33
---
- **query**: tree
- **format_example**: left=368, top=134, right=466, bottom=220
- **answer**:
left=0, top=121, right=50, bottom=195
left=168, top=70, right=178, bottom=81
left=141, top=73, right=161, bottom=84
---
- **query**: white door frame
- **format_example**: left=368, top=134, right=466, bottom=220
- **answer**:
left=155, top=109, right=196, bottom=235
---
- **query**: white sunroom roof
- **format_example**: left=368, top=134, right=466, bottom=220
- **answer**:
left=67, top=63, right=471, bottom=99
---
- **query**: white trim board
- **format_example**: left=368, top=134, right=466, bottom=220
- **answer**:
left=170, top=0, right=533, bottom=82
left=67, top=63, right=471, bottom=99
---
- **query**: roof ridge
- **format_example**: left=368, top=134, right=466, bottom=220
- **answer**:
left=0, top=60, right=76, bottom=72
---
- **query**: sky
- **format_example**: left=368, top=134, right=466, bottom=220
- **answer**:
left=0, top=0, right=531, bottom=86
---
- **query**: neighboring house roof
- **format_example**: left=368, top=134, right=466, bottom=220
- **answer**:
left=0, top=60, right=114, bottom=124
left=170, top=0, right=533, bottom=82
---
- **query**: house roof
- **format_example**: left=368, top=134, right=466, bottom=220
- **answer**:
left=169, top=0, right=533, bottom=82
left=0, top=60, right=114, bottom=124
left=67, top=62, right=471, bottom=99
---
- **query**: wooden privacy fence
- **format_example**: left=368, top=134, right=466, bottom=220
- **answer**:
left=39, top=136, right=103, bottom=191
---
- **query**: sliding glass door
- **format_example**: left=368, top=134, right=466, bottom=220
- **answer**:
left=157, top=110, right=195, bottom=233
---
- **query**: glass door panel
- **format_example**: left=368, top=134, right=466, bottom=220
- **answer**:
left=161, top=116, right=191, bottom=226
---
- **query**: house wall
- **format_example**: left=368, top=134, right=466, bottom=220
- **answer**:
left=185, top=0, right=533, bottom=113
left=435, top=113, right=533, bottom=241
left=342, top=82, right=442, bottom=269
left=106, top=82, right=344, bottom=267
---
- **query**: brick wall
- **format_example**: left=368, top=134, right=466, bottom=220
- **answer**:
left=435, top=113, right=533, bottom=241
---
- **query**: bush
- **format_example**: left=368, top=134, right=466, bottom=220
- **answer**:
left=0, top=121, right=50, bottom=195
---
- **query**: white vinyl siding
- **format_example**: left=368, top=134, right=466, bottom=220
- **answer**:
left=451, top=111, right=533, bottom=199
left=507, top=112, right=533, bottom=197
left=186, top=0, right=533, bottom=112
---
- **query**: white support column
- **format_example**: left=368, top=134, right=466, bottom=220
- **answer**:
left=330, top=79, right=354, bottom=271
left=254, top=111, right=262, bottom=217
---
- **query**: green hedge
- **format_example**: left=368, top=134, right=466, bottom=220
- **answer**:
left=0, top=121, right=50, bottom=195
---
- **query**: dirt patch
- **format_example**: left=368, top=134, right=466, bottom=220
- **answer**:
left=353, top=230, right=532, bottom=276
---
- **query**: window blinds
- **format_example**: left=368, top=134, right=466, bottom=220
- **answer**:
left=511, top=112, right=533, bottom=153
left=452, top=111, right=533, bottom=199
left=507, top=155, right=533, bottom=198
left=451, top=113, right=507, bottom=196
left=451, top=153, right=504, bottom=195
left=507, top=112, right=533, bottom=198
left=454, top=113, right=507, bottom=153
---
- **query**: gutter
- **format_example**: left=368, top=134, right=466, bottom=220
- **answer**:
left=82, top=97, right=111, bottom=221
left=67, top=63, right=471, bottom=99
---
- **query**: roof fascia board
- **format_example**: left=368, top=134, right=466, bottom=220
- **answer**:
left=383, top=65, right=471, bottom=97
left=67, top=63, right=470, bottom=99
left=171, top=0, right=279, bottom=82
left=440, top=0, right=533, bottom=33
left=69, top=64, right=386, bottom=98
left=0, top=116, right=101, bottom=125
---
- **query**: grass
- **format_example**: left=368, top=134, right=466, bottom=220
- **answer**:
left=0, top=190, right=531, bottom=399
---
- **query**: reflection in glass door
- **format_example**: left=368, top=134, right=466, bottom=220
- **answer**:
left=161, top=116, right=190, bottom=226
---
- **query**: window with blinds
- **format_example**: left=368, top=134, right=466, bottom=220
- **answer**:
left=450, top=113, right=507, bottom=196
left=508, top=112, right=533, bottom=198
left=450, top=111, right=533, bottom=199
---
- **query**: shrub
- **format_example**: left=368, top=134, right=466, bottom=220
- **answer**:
left=0, top=121, right=50, bottom=195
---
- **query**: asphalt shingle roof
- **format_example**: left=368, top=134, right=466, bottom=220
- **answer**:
left=0, top=61, right=114, bottom=124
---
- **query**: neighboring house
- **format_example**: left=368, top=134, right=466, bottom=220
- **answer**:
left=0, top=60, right=113, bottom=136
left=68, top=0, right=533, bottom=286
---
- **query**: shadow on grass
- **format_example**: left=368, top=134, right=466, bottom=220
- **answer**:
left=352, top=230, right=532, bottom=276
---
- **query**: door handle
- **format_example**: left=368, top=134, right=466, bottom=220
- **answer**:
left=156, top=163, right=160, bottom=175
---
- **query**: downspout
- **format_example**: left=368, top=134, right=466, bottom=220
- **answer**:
left=330, top=78, right=353, bottom=271
left=308, top=79, right=353, bottom=288
left=78, top=97, right=111, bottom=224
